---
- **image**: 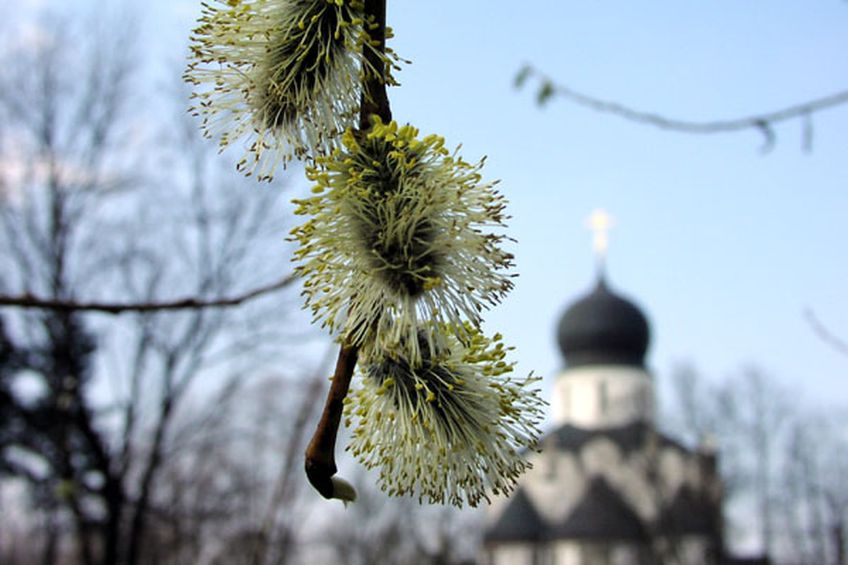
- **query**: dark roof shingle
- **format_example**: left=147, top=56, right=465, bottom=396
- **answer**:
left=483, top=488, right=545, bottom=542
left=548, top=477, right=648, bottom=541
left=547, top=421, right=688, bottom=455
left=661, top=485, right=721, bottom=535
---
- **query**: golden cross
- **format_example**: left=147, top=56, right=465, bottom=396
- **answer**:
left=585, top=208, right=614, bottom=268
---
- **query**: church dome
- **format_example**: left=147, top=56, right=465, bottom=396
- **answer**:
left=557, top=277, right=650, bottom=368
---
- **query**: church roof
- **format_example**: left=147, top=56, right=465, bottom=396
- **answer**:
left=556, top=277, right=650, bottom=368
left=661, top=485, right=720, bottom=535
left=484, top=425, right=720, bottom=546
left=483, top=488, right=544, bottom=542
left=484, top=479, right=649, bottom=544
left=547, top=421, right=688, bottom=455
left=549, top=477, right=648, bottom=541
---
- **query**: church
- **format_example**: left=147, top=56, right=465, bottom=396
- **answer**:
left=481, top=226, right=725, bottom=564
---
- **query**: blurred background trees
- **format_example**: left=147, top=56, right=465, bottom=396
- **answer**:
left=664, top=362, right=848, bottom=564
left=0, top=8, right=478, bottom=565
left=0, top=10, right=304, bottom=565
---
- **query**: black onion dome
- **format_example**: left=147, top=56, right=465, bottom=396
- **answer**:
left=557, top=277, right=650, bottom=368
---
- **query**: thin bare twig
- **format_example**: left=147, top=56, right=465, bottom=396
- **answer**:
left=517, top=64, right=848, bottom=151
left=0, top=274, right=296, bottom=314
left=805, top=308, right=848, bottom=358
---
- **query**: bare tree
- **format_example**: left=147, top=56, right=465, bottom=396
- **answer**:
left=668, top=367, right=789, bottom=556
left=733, top=368, right=792, bottom=558
left=664, top=363, right=848, bottom=564
left=777, top=408, right=848, bottom=565
left=128, top=366, right=331, bottom=565
left=0, top=11, right=304, bottom=565
left=665, top=363, right=748, bottom=499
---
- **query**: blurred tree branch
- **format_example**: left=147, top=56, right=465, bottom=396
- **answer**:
left=0, top=11, right=302, bottom=564
left=516, top=64, right=848, bottom=151
left=249, top=348, right=332, bottom=565
left=805, top=308, right=848, bottom=358
left=0, top=273, right=295, bottom=314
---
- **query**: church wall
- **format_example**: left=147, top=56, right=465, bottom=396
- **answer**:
left=657, top=446, right=689, bottom=497
left=515, top=435, right=718, bottom=528
left=657, top=535, right=719, bottom=565
left=486, top=536, right=718, bottom=565
left=578, top=437, right=623, bottom=475
left=550, top=541, right=651, bottom=565
left=522, top=451, right=585, bottom=524
left=607, top=542, right=652, bottom=565
left=615, top=449, right=657, bottom=521
left=677, top=535, right=717, bottom=565
left=487, top=543, right=536, bottom=565
left=550, top=541, right=581, bottom=565
left=614, top=441, right=717, bottom=524
left=552, top=365, right=653, bottom=428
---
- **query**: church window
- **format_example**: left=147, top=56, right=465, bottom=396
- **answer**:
left=637, top=387, right=649, bottom=416
left=598, top=380, right=609, bottom=415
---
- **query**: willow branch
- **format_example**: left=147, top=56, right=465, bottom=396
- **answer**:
left=0, top=274, right=295, bottom=314
left=304, top=344, right=359, bottom=499
left=304, top=0, right=391, bottom=501
left=517, top=64, right=848, bottom=151
left=359, top=0, right=392, bottom=127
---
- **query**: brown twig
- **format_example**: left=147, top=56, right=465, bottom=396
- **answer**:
left=304, top=0, right=392, bottom=501
left=0, top=274, right=295, bottom=314
left=359, top=0, right=392, bottom=128
left=304, top=344, right=359, bottom=499
left=517, top=64, right=848, bottom=152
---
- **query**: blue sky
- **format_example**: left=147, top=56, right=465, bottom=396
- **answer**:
left=11, top=0, right=848, bottom=412
left=390, top=1, right=848, bottom=412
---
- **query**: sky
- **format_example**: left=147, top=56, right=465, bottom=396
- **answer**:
left=8, top=0, right=848, bottom=414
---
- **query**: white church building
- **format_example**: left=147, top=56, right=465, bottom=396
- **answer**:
left=481, top=270, right=724, bottom=565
